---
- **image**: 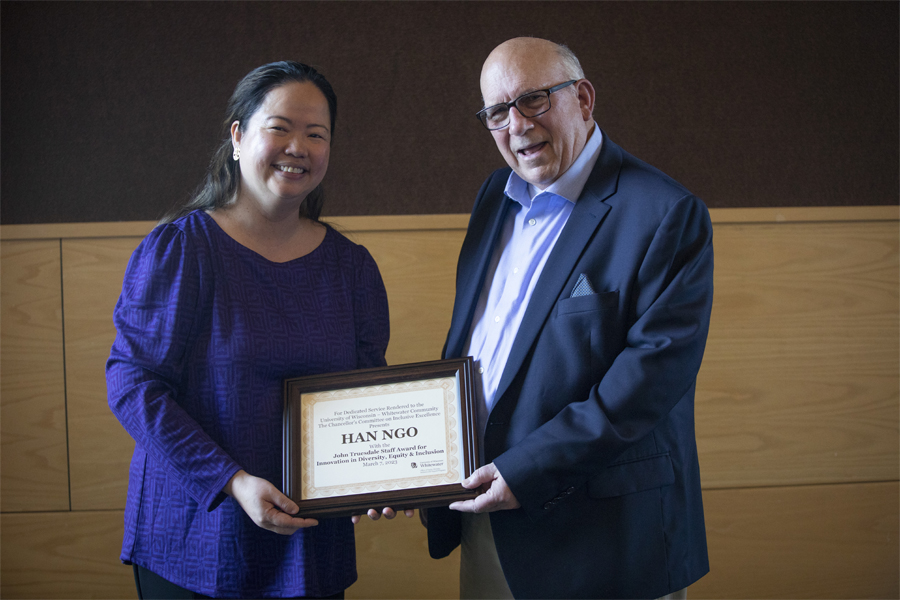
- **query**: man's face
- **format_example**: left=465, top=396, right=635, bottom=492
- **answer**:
left=480, top=49, right=593, bottom=190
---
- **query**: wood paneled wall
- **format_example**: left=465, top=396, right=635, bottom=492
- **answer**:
left=1, top=208, right=897, bottom=599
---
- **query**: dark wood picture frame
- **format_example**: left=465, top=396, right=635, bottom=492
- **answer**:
left=283, top=357, right=479, bottom=518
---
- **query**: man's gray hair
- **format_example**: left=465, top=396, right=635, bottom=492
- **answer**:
left=555, top=43, right=585, bottom=80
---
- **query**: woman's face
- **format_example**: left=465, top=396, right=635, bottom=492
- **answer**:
left=231, top=81, right=331, bottom=216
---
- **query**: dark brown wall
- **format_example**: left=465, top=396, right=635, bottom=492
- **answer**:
left=2, top=1, right=897, bottom=224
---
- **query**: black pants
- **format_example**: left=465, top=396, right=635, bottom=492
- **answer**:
left=133, top=565, right=345, bottom=600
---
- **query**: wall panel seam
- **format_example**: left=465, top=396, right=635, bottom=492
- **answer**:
left=2, top=480, right=895, bottom=515
left=701, top=479, right=900, bottom=493
left=59, top=239, right=73, bottom=512
left=0, top=508, right=125, bottom=515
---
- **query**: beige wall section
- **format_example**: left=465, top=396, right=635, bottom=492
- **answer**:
left=0, top=240, right=69, bottom=512
left=1, top=485, right=895, bottom=599
left=698, top=221, right=900, bottom=488
left=0, top=511, right=134, bottom=599
left=63, top=239, right=142, bottom=510
left=349, top=228, right=466, bottom=366
left=351, top=515, right=461, bottom=599
left=695, top=481, right=899, bottom=600
left=0, top=207, right=897, bottom=599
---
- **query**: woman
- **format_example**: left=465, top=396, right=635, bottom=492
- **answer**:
left=107, top=61, right=388, bottom=598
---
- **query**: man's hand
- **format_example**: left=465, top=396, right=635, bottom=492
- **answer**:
left=224, top=470, right=318, bottom=535
left=448, top=462, right=521, bottom=513
left=351, top=507, right=416, bottom=524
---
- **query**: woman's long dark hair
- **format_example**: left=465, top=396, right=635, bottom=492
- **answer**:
left=162, top=61, right=337, bottom=224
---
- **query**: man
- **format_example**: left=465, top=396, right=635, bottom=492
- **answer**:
left=424, top=37, right=713, bottom=599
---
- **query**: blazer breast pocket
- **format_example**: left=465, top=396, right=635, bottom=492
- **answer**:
left=556, top=289, right=619, bottom=316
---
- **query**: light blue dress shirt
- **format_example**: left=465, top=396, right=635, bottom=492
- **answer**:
left=463, top=124, right=604, bottom=452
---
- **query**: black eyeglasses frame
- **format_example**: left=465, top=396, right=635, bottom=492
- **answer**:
left=475, top=79, right=579, bottom=131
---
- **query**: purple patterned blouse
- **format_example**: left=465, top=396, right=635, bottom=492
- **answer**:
left=106, top=211, right=389, bottom=598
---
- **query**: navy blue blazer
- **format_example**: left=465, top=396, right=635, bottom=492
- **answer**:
left=426, top=135, right=713, bottom=599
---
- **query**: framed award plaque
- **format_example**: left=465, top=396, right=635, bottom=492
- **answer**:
left=283, top=357, right=480, bottom=518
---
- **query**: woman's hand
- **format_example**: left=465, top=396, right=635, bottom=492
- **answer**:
left=224, top=470, right=318, bottom=534
left=351, top=507, right=416, bottom=524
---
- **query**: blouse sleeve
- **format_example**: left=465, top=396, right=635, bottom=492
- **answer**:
left=353, top=245, right=390, bottom=369
left=106, top=223, right=241, bottom=511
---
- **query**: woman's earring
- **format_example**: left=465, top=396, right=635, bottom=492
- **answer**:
left=233, top=147, right=241, bottom=161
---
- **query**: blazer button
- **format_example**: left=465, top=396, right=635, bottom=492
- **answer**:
left=567, top=487, right=576, bottom=494
left=543, top=501, right=553, bottom=510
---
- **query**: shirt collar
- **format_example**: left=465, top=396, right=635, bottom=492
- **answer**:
left=504, top=123, right=603, bottom=208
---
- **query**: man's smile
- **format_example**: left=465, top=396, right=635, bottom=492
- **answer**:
left=515, top=141, right=547, bottom=157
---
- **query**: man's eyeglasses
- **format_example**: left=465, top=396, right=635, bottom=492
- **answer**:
left=476, top=80, right=578, bottom=131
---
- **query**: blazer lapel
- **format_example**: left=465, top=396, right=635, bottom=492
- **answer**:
left=492, top=137, right=624, bottom=406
